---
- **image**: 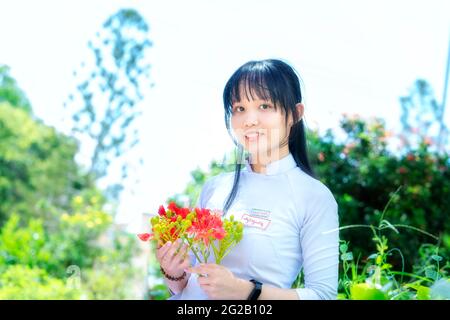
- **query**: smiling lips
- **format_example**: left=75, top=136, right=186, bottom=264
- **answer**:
left=245, top=131, right=263, bottom=142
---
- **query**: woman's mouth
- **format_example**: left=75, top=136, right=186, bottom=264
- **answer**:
left=245, top=132, right=262, bottom=142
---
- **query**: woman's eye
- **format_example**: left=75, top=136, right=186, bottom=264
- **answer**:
left=260, top=104, right=271, bottom=110
left=234, top=106, right=244, bottom=113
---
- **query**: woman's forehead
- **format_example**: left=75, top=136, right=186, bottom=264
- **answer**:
left=232, top=83, right=273, bottom=103
left=231, top=96, right=272, bottom=105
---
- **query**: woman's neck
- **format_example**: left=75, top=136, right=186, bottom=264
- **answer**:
left=249, top=146, right=290, bottom=174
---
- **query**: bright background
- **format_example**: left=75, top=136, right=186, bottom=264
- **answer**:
left=1, top=0, right=449, bottom=231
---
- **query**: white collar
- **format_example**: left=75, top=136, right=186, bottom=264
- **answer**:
left=244, top=152, right=297, bottom=176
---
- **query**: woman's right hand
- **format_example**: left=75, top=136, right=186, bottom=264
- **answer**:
left=156, top=239, right=190, bottom=280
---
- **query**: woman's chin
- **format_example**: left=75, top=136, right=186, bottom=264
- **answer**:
left=243, top=145, right=261, bottom=154
left=244, top=148, right=271, bottom=160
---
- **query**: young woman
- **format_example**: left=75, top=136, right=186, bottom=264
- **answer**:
left=156, top=59, right=339, bottom=300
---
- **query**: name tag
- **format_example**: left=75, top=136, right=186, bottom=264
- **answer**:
left=242, top=214, right=271, bottom=230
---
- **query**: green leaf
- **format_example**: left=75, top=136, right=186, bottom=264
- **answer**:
left=379, top=219, right=399, bottom=234
left=350, top=283, right=387, bottom=300
left=340, top=252, right=354, bottom=261
left=425, top=269, right=438, bottom=280
left=367, top=253, right=377, bottom=260
left=416, top=286, right=431, bottom=300
left=339, top=243, right=348, bottom=253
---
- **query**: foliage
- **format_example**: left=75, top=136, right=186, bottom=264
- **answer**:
left=0, top=65, right=31, bottom=113
left=0, top=102, right=93, bottom=226
left=0, top=193, right=140, bottom=299
left=81, top=241, right=140, bottom=300
left=308, top=114, right=450, bottom=271
left=0, top=214, right=52, bottom=268
left=45, top=193, right=114, bottom=277
left=0, top=9, right=151, bottom=300
left=0, top=265, right=80, bottom=300
left=338, top=231, right=449, bottom=300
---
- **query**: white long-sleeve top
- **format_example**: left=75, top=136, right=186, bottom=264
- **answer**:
left=172, top=152, right=339, bottom=300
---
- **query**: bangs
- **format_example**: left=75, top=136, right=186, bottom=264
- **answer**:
left=223, top=61, right=290, bottom=114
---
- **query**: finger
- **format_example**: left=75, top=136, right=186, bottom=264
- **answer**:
left=191, top=263, right=216, bottom=273
left=176, top=244, right=189, bottom=264
left=156, top=241, right=172, bottom=261
left=159, top=241, right=177, bottom=264
left=187, top=264, right=210, bottom=275
left=180, top=259, right=191, bottom=271
left=173, top=239, right=185, bottom=255
left=163, top=239, right=182, bottom=264
left=197, top=274, right=214, bottom=286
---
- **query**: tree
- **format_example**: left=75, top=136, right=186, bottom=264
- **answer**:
left=0, top=102, right=92, bottom=227
left=399, top=79, right=449, bottom=153
left=0, top=65, right=32, bottom=113
left=0, top=63, right=142, bottom=300
left=66, top=8, right=153, bottom=201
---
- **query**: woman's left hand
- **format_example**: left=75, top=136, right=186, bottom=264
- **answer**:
left=186, top=263, right=251, bottom=300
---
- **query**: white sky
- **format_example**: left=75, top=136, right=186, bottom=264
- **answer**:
left=0, top=0, right=449, bottom=232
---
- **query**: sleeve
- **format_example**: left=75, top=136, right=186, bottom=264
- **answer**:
left=295, top=188, right=340, bottom=300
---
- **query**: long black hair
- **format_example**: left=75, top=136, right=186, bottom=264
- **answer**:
left=222, top=59, right=316, bottom=214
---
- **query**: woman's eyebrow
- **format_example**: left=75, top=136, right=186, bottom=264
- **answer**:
left=233, top=98, right=273, bottom=105
left=254, top=99, right=274, bottom=104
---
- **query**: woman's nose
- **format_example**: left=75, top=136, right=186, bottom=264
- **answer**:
left=244, top=114, right=259, bottom=127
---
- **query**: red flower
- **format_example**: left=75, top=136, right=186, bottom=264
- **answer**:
left=158, top=205, right=166, bottom=216
left=398, top=167, right=408, bottom=174
left=167, top=202, right=190, bottom=219
left=188, top=208, right=225, bottom=245
left=318, top=152, right=325, bottom=162
left=137, top=233, right=152, bottom=241
left=213, top=228, right=226, bottom=240
left=179, top=207, right=190, bottom=219
left=168, top=201, right=178, bottom=213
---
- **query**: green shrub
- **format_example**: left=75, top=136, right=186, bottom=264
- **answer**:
left=0, top=214, right=52, bottom=268
left=0, top=265, right=80, bottom=300
left=308, top=115, right=450, bottom=271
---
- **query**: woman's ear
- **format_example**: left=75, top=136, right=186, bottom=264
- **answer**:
left=288, top=103, right=305, bottom=127
left=296, top=103, right=305, bottom=120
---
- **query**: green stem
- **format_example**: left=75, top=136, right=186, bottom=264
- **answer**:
left=185, top=237, right=203, bottom=264
left=210, top=241, right=220, bottom=263
left=389, top=271, right=433, bottom=283
left=379, top=185, right=402, bottom=223
left=391, top=224, right=439, bottom=241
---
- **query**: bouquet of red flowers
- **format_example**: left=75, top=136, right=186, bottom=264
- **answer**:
left=138, top=202, right=243, bottom=264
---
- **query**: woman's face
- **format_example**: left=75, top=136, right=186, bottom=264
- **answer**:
left=230, top=93, right=293, bottom=163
